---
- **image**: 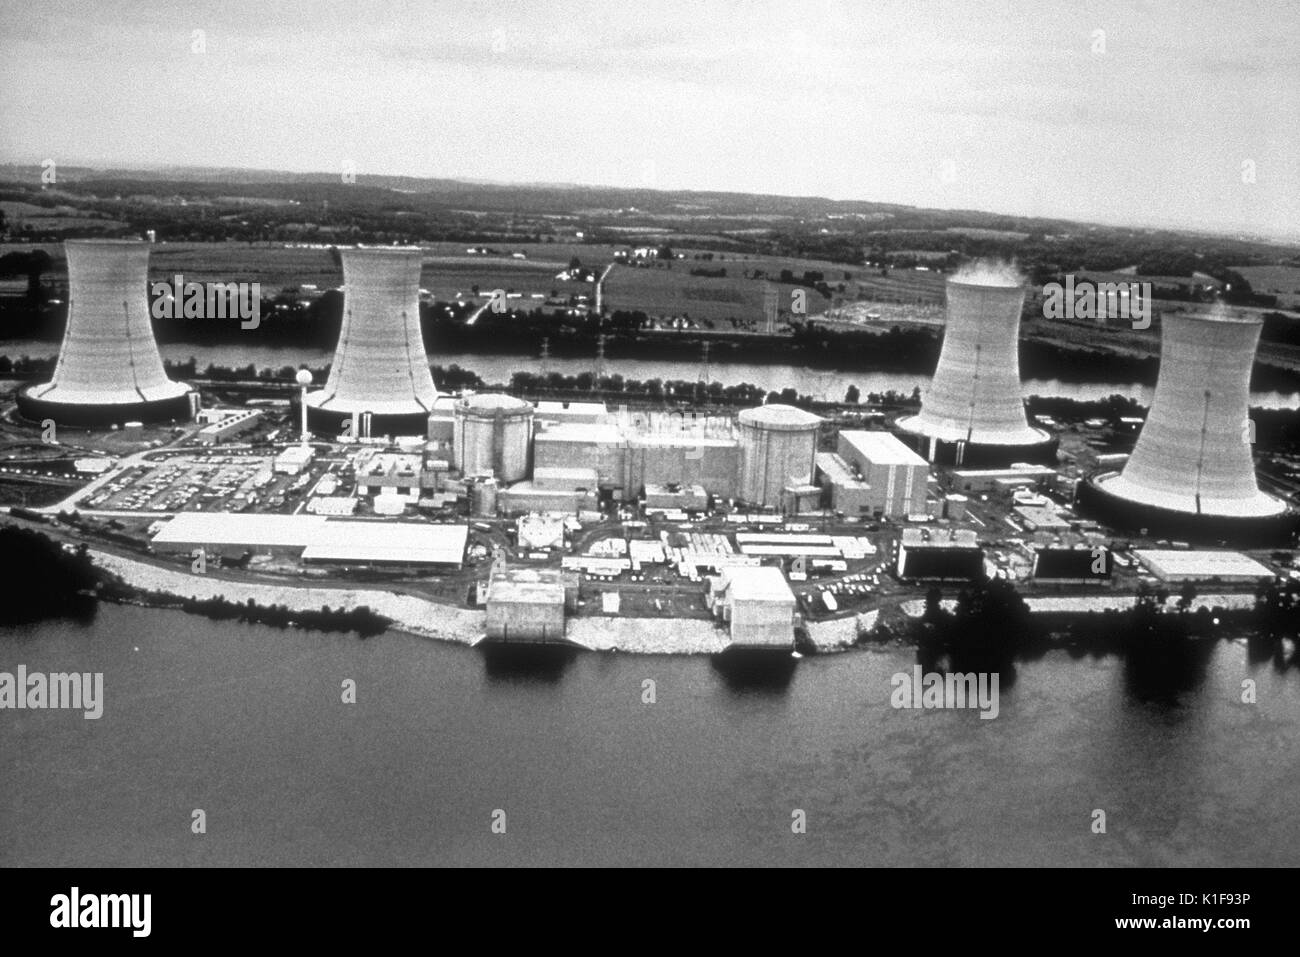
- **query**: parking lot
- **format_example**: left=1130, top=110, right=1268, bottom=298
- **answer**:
left=77, top=452, right=340, bottom=514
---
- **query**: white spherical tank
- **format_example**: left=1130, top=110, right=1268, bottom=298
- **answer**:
left=737, top=404, right=821, bottom=507
left=453, top=393, right=533, bottom=483
left=305, top=247, right=437, bottom=435
left=18, top=239, right=194, bottom=426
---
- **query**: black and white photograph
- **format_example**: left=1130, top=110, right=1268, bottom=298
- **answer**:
left=0, top=0, right=1296, bottom=920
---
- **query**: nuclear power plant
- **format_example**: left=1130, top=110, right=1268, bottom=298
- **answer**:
left=304, top=247, right=437, bottom=437
left=896, top=275, right=1056, bottom=466
left=1078, top=312, right=1296, bottom=544
left=17, top=239, right=197, bottom=427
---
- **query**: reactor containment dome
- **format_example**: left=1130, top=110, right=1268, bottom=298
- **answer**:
left=737, top=403, right=822, bottom=507
left=17, top=239, right=197, bottom=427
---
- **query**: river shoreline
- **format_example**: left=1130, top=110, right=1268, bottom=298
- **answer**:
left=76, top=543, right=1274, bottom=657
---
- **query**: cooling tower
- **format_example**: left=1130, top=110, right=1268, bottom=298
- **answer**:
left=17, top=239, right=196, bottom=427
left=896, top=278, right=1055, bottom=466
left=1079, top=312, right=1295, bottom=544
left=737, top=404, right=821, bottom=507
left=305, top=247, right=437, bottom=436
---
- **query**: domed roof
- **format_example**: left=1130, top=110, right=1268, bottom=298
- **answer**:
left=737, top=403, right=821, bottom=430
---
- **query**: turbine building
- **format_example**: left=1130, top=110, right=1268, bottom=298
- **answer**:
left=305, top=247, right=437, bottom=437
left=17, top=239, right=197, bottom=427
left=896, top=275, right=1055, bottom=466
left=1078, top=312, right=1295, bottom=544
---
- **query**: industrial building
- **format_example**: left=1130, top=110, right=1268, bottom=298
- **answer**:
left=273, top=445, right=315, bottom=475
left=1132, top=549, right=1274, bottom=583
left=452, top=393, right=533, bottom=482
left=532, top=423, right=627, bottom=489
left=198, top=409, right=262, bottom=445
left=736, top=404, right=822, bottom=508
left=353, top=451, right=430, bottom=498
left=1032, top=545, right=1112, bottom=583
left=947, top=464, right=1058, bottom=495
left=818, top=430, right=930, bottom=519
left=305, top=247, right=438, bottom=437
left=1079, top=312, right=1296, bottom=544
left=896, top=275, right=1056, bottom=466
left=150, top=512, right=467, bottom=567
left=17, top=239, right=198, bottom=427
left=645, top=483, right=708, bottom=512
left=707, top=565, right=797, bottom=650
left=533, top=401, right=612, bottom=427
left=896, top=527, right=984, bottom=580
left=484, top=567, right=576, bottom=643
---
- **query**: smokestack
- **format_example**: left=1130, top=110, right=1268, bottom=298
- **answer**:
left=17, top=239, right=195, bottom=427
left=896, top=275, right=1055, bottom=466
left=305, top=247, right=438, bottom=437
left=1080, top=312, right=1292, bottom=542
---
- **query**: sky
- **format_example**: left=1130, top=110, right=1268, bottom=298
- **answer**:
left=1, top=0, right=1297, bottom=238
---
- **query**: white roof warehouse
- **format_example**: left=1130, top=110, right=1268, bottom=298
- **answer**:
left=151, top=513, right=468, bottom=568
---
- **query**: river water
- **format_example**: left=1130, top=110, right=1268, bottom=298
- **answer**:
left=3, top=340, right=1298, bottom=407
left=2, top=605, right=1297, bottom=867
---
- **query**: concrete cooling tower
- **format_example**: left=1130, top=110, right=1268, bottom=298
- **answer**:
left=305, top=247, right=437, bottom=436
left=17, top=239, right=197, bottom=427
left=896, top=277, right=1055, bottom=466
left=1079, top=312, right=1295, bottom=544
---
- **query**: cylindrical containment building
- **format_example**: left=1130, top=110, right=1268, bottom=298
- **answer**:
left=18, top=239, right=197, bottom=426
left=1079, top=312, right=1295, bottom=544
left=305, top=247, right=437, bottom=437
left=737, top=404, right=822, bottom=507
left=896, top=277, right=1055, bottom=466
left=453, top=393, right=533, bottom=483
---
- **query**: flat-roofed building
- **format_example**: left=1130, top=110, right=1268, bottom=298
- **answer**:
left=485, top=567, right=569, bottom=643
left=1032, top=545, right=1112, bottom=583
left=836, top=430, right=929, bottom=519
left=274, top=444, right=315, bottom=475
left=151, top=512, right=467, bottom=567
left=896, top=526, right=984, bottom=581
left=533, top=424, right=627, bottom=490
left=707, top=565, right=796, bottom=650
left=948, top=464, right=1057, bottom=495
left=645, top=483, right=708, bottom=511
left=198, top=409, right=262, bottom=445
left=498, top=483, right=597, bottom=515
left=1133, top=549, right=1273, bottom=583
left=816, top=451, right=873, bottom=515
left=354, top=451, right=427, bottom=497
left=533, top=400, right=612, bottom=427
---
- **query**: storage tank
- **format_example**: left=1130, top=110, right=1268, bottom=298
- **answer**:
left=305, top=247, right=437, bottom=437
left=17, top=239, right=196, bottom=426
left=737, top=404, right=821, bottom=507
left=1079, top=311, right=1295, bottom=543
left=896, top=275, right=1055, bottom=466
left=468, top=477, right=499, bottom=517
left=453, top=393, right=533, bottom=483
